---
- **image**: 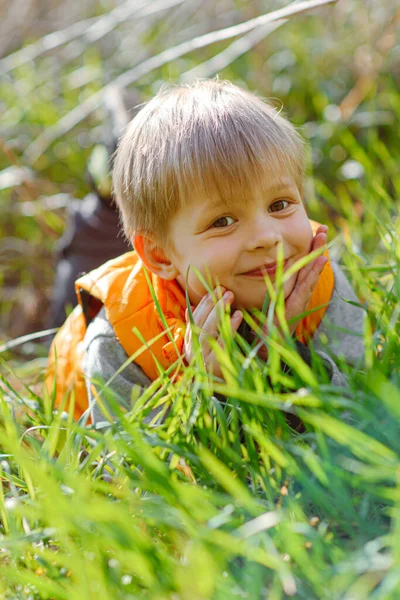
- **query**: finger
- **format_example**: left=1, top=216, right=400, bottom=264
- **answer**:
left=213, top=284, right=227, bottom=301
left=199, top=290, right=234, bottom=341
left=315, top=224, right=328, bottom=235
left=213, top=309, right=243, bottom=346
left=206, top=310, right=243, bottom=374
left=186, top=290, right=232, bottom=361
left=310, top=228, right=327, bottom=253
left=311, top=224, right=328, bottom=243
left=204, top=305, right=242, bottom=343
left=204, top=347, right=224, bottom=378
left=298, top=230, right=328, bottom=283
left=184, top=325, right=193, bottom=362
left=289, top=255, right=328, bottom=312
left=185, top=306, right=195, bottom=322
left=312, top=231, right=327, bottom=252
left=192, top=286, right=226, bottom=328
left=231, top=310, right=243, bottom=333
left=205, top=307, right=242, bottom=360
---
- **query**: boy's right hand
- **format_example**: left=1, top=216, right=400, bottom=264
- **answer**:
left=183, top=287, right=243, bottom=378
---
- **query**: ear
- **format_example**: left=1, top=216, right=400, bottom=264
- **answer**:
left=133, top=235, right=179, bottom=280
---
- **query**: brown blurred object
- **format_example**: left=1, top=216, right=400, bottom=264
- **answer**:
left=48, top=86, right=140, bottom=329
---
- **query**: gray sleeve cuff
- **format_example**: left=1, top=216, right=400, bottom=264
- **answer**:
left=313, top=261, right=365, bottom=366
left=294, top=340, right=347, bottom=387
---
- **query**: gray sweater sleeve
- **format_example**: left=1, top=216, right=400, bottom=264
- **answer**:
left=303, top=261, right=365, bottom=385
left=83, top=307, right=153, bottom=426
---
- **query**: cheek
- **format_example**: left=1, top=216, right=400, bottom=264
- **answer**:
left=187, top=247, right=233, bottom=294
left=284, top=219, right=313, bottom=297
left=304, top=226, right=313, bottom=250
left=291, top=217, right=313, bottom=254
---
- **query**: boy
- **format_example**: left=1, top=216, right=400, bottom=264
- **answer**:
left=47, top=79, right=364, bottom=425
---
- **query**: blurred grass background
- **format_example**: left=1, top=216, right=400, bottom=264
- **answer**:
left=1, top=1, right=400, bottom=598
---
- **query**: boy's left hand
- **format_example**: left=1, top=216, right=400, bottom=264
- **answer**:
left=284, top=224, right=328, bottom=335
left=258, top=225, right=328, bottom=359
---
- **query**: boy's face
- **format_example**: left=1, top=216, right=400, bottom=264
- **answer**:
left=166, top=166, right=313, bottom=312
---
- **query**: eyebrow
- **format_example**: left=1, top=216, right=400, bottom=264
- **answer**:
left=263, top=177, right=297, bottom=195
left=223, top=177, right=297, bottom=207
left=196, top=176, right=297, bottom=217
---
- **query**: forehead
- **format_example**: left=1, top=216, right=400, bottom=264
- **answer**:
left=173, top=130, right=303, bottom=213
left=187, top=170, right=299, bottom=214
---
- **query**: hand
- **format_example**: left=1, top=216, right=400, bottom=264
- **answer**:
left=257, top=225, right=328, bottom=359
left=284, top=225, right=328, bottom=335
left=184, top=286, right=243, bottom=378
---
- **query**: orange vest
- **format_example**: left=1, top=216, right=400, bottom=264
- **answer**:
left=46, top=221, right=334, bottom=420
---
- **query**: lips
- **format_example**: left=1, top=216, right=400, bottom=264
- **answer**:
left=240, top=259, right=288, bottom=278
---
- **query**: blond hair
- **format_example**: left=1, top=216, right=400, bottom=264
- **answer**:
left=113, top=79, right=305, bottom=246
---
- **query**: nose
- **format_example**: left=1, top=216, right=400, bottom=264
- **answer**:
left=244, top=213, right=282, bottom=252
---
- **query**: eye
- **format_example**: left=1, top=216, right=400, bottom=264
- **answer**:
left=269, top=199, right=290, bottom=213
left=210, top=215, right=236, bottom=228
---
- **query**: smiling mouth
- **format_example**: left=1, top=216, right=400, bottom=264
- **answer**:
left=240, top=259, right=289, bottom=278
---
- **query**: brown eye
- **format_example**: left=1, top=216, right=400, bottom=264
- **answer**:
left=269, top=199, right=289, bottom=213
left=211, top=216, right=236, bottom=228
